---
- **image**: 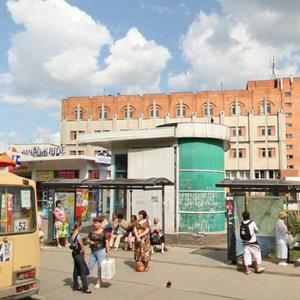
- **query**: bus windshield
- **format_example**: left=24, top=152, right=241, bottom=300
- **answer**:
left=0, top=186, right=36, bottom=235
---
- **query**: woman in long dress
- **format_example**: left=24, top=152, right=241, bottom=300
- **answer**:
left=53, top=200, right=69, bottom=248
left=133, top=210, right=151, bottom=272
left=276, top=211, right=290, bottom=266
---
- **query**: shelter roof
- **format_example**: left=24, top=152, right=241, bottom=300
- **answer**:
left=216, top=179, right=300, bottom=192
left=42, top=177, right=173, bottom=190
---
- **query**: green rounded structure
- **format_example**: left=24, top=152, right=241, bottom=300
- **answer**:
left=178, top=138, right=225, bottom=233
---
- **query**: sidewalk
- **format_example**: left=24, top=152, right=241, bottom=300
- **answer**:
left=42, top=217, right=300, bottom=278
left=42, top=243, right=300, bottom=278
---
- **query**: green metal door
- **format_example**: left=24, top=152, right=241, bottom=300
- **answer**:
left=178, top=138, right=225, bottom=232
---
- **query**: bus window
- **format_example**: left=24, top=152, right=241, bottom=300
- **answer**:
left=0, top=187, right=36, bottom=234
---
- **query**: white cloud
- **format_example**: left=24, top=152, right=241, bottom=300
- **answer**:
left=2, top=93, right=60, bottom=110
left=4, top=0, right=112, bottom=97
left=33, top=127, right=60, bottom=144
left=168, top=3, right=300, bottom=91
left=90, top=27, right=171, bottom=94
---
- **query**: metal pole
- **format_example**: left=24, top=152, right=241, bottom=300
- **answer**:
left=162, top=186, right=165, bottom=235
left=130, top=189, right=133, bottom=219
left=101, top=189, right=104, bottom=214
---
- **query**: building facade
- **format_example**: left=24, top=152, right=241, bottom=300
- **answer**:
left=77, top=123, right=230, bottom=234
left=61, top=77, right=300, bottom=179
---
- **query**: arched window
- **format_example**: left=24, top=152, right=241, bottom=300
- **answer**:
left=259, top=101, right=271, bottom=115
left=203, top=104, right=214, bottom=116
left=123, top=106, right=135, bottom=119
left=149, top=105, right=161, bottom=118
left=175, top=105, right=187, bottom=117
left=230, top=102, right=243, bottom=116
left=98, top=107, right=108, bottom=119
left=73, top=108, right=85, bottom=120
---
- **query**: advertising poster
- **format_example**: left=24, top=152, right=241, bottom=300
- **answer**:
left=76, top=189, right=89, bottom=222
left=54, top=192, right=75, bottom=237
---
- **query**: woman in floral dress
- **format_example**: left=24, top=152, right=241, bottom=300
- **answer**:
left=133, top=210, right=151, bottom=271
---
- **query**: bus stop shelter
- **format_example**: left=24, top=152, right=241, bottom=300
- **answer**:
left=42, top=177, right=173, bottom=241
left=216, top=179, right=300, bottom=262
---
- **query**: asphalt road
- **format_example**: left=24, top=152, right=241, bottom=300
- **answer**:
left=31, top=246, right=300, bottom=300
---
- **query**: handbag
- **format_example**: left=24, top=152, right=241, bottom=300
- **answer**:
left=70, top=234, right=80, bottom=251
left=150, top=232, right=161, bottom=245
left=58, top=223, right=69, bottom=238
left=101, top=258, right=116, bottom=279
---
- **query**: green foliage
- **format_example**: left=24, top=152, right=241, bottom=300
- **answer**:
left=287, top=213, right=300, bottom=235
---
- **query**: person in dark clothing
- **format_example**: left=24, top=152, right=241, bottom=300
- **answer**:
left=70, top=221, right=91, bottom=293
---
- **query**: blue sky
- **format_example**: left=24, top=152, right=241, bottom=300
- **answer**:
left=1, top=0, right=300, bottom=146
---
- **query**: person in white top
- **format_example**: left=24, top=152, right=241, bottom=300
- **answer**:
left=275, top=211, right=290, bottom=266
left=241, top=211, right=266, bottom=275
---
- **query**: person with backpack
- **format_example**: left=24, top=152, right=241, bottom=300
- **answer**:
left=240, top=211, right=266, bottom=275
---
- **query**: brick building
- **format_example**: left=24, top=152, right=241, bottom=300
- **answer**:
left=61, top=77, right=300, bottom=180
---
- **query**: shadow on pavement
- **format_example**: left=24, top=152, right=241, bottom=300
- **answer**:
left=124, top=260, right=136, bottom=270
left=190, top=248, right=228, bottom=263
left=63, top=277, right=73, bottom=290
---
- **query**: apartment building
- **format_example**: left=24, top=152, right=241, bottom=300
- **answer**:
left=61, top=77, right=300, bottom=179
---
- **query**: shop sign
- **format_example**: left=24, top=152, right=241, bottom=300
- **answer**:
left=95, top=152, right=111, bottom=167
left=36, top=171, right=55, bottom=182
left=56, top=170, right=78, bottom=179
left=21, top=145, right=65, bottom=157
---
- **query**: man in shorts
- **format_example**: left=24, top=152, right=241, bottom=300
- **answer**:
left=241, top=211, right=266, bottom=275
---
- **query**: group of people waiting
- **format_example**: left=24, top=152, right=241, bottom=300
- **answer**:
left=105, top=211, right=165, bottom=254
left=53, top=203, right=165, bottom=293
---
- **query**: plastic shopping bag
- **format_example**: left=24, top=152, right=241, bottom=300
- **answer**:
left=101, top=258, right=116, bottom=280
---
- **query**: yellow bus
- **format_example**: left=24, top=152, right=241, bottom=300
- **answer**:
left=0, top=170, right=39, bottom=299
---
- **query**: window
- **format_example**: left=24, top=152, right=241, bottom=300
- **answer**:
left=230, top=148, right=245, bottom=158
left=74, top=109, right=83, bottom=120
left=286, top=123, right=293, bottom=128
left=0, top=186, right=36, bottom=234
left=285, top=102, right=292, bottom=107
left=203, top=104, right=213, bottom=116
left=99, top=108, right=107, bottom=119
left=78, top=150, right=85, bottom=155
left=230, top=126, right=245, bottom=137
left=285, top=92, right=292, bottom=97
left=231, top=103, right=242, bottom=115
left=255, top=170, right=266, bottom=179
left=287, top=165, right=294, bottom=169
left=70, top=130, right=84, bottom=140
left=258, top=126, right=274, bottom=136
left=70, top=150, right=76, bottom=155
left=225, top=170, right=237, bottom=179
left=239, top=171, right=250, bottom=179
left=286, top=134, right=293, bottom=139
left=269, top=170, right=279, bottom=179
left=176, top=105, right=186, bottom=117
left=259, top=102, right=271, bottom=115
left=150, top=106, right=160, bottom=118
left=285, top=112, right=292, bottom=118
left=287, top=155, right=293, bottom=160
left=287, top=144, right=293, bottom=150
left=124, top=107, right=133, bottom=119
left=259, top=148, right=275, bottom=158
